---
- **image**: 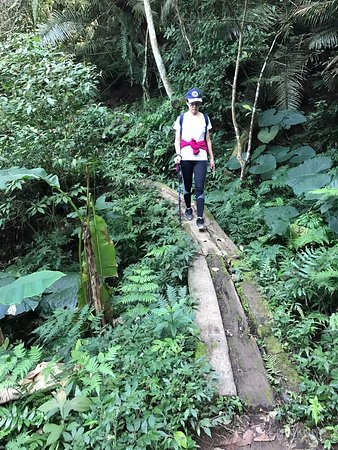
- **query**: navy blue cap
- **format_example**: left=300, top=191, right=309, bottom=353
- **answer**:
left=185, top=88, right=203, bottom=103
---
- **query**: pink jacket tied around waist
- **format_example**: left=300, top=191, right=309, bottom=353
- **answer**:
left=180, top=139, right=207, bottom=155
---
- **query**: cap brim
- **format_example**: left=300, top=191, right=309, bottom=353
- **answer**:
left=187, top=98, right=202, bottom=103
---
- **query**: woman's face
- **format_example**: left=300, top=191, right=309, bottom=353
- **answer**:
left=188, top=101, right=201, bottom=115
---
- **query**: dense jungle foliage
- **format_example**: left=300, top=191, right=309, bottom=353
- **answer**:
left=0, top=0, right=337, bottom=449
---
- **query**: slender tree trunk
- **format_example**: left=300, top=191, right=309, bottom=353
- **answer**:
left=240, top=31, right=281, bottom=179
left=174, top=1, right=194, bottom=60
left=142, top=28, right=151, bottom=102
left=143, top=0, right=173, bottom=99
left=231, top=0, right=248, bottom=177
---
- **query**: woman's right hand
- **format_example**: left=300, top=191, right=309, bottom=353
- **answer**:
left=174, top=154, right=182, bottom=165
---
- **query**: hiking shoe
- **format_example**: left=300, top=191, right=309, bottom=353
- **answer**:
left=196, top=217, right=205, bottom=231
left=185, top=208, right=193, bottom=221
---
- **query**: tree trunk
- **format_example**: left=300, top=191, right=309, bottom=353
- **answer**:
left=174, top=1, right=194, bottom=61
left=231, top=0, right=248, bottom=179
left=143, top=0, right=173, bottom=99
left=240, top=31, right=281, bottom=179
left=142, top=28, right=151, bottom=102
left=82, top=220, right=106, bottom=326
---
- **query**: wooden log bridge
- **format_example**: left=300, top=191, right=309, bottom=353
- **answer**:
left=155, top=181, right=300, bottom=410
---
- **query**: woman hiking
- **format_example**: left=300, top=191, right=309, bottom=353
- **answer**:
left=173, top=88, right=215, bottom=231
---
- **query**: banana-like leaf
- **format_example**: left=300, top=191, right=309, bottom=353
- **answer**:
left=0, top=273, right=16, bottom=318
left=90, top=214, right=118, bottom=278
left=0, top=270, right=65, bottom=305
left=38, top=273, right=79, bottom=314
left=0, top=167, right=60, bottom=190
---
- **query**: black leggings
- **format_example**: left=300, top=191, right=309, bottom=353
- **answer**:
left=180, top=160, right=207, bottom=218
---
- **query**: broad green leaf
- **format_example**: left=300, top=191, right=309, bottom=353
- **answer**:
left=148, top=414, right=156, bottom=427
left=90, top=214, right=118, bottom=278
left=95, top=194, right=114, bottom=211
left=226, top=153, right=247, bottom=170
left=68, top=395, right=92, bottom=412
left=328, top=217, right=338, bottom=234
left=174, top=431, right=187, bottom=448
left=249, top=154, right=277, bottom=175
left=266, top=146, right=291, bottom=163
left=38, top=399, right=59, bottom=413
left=287, top=156, right=332, bottom=196
left=0, top=167, right=59, bottom=190
left=0, top=296, right=41, bottom=318
left=251, top=145, right=266, bottom=161
left=258, top=109, right=285, bottom=127
left=308, top=178, right=338, bottom=198
left=258, top=125, right=279, bottom=143
left=260, top=168, right=275, bottom=180
left=0, top=273, right=16, bottom=318
left=264, top=206, right=299, bottom=235
left=288, top=145, right=316, bottom=164
left=258, top=109, right=306, bottom=128
left=43, top=423, right=64, bottom=446
left=0, top=270, right=65, bottom=305
left=39, top=273, right=79, bottom=313
left=279, top=110, right=307, bottom=128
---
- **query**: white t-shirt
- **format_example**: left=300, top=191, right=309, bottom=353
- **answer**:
left=173, top=111, right=212, bottom=161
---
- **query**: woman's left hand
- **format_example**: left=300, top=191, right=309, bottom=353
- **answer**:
left=210, top=159, right=215, bottom=171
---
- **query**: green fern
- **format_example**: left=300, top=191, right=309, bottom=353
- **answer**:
left=146, top=245, right=175, bottom=257
left=282, top=245, right=338, bottom=308
left=119, top=264, right=159, bottom=305
left=263, top=354, right=282, bottom=386
left=0, top=403, right=45, bottom=440
left=70, top=342, right=118, bottom=395
left=290, top=225, right=329, bottom=249
left=6, top=432, right=32, bottom=449
left=34, top=305, right=92, bottom=348
left=0, top=344, right=42, bottom=389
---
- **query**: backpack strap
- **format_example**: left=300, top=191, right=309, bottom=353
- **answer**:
left=179, top=113, right=184, bottom=140
left=203, top=113, right=209, bottom=150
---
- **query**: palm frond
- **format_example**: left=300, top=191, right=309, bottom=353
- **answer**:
left=249, top=4, right=283, bottom=31
left=39, top=9, right=87, bottom=46
left=309, top=27, right=338, bottom=49
left=322, top=54, right=338, bottom=90
left=294, top=0, right=338, bottom=28
left=273, top=56, right=307, bottom=110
